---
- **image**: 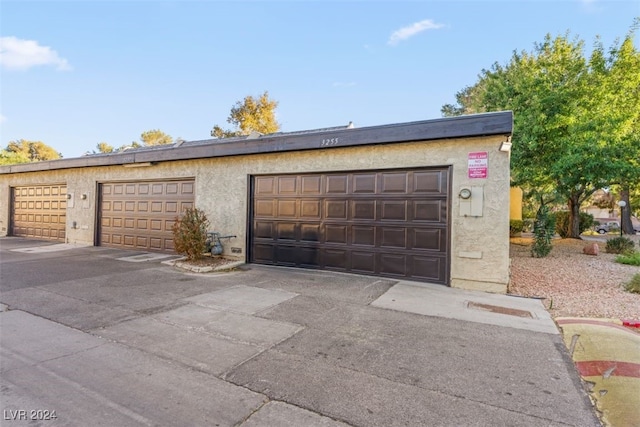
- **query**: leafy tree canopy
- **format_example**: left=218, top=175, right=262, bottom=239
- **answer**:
left=442, top=23, right=640, bottom=237
left=139, top=129, right=173, bottom=146
left=211, top=91, right=280, bottom=138
left=4, top=139, right=62, bottom=163
left=96, top=142, right=114, bottom=153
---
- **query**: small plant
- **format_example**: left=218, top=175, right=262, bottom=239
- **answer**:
left=509, top=220, right=525, bottom=237
left=605, top=236, right=635, bottom=254
left=532, top=205, right=555, bottom=258
left=616, top=251, right=640, bottom=266
left=624, top=273, right=640, bottom=294
left=171, top=207, right=210, bottom=261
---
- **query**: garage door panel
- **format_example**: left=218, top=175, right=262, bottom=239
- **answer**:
left=413, top=200, right=444, bottom=222
left=300, top=200, right=321, bottom=218
left=412, top=255, right=446, bottom=282
left=99, top=179, right=195, bottom=252
left=380, top=253, right=407, bottom=276
left=381, top=201, right=407, bottom=221
left=352, top=200, right=376, bottom=220
left=250, top=167, right=450, bottom=284
left=380, top=228, right=407, bottom=248
left=413, top=228, right=446, bottom=251
left=325, top=200, right=348, bottom=219
left=276, top=223, right=297, bottom=240
left=352, top=226, right=375, bottom=246
left=301, top=224, right=320, bottom=242
left=352, top=174, right=376, bottom=193
left=325, top=224, right=348, bottom=244
left=323, top=248, right=349, bottom=270
left=277, top=200, right=297, bottom=217
left=254, top=222, right=275, bottom=239
left=381, top=173, right=408, bottom=193
left=301, top=176, right=322, bottom=194
left=326, top=175, right=348, bottom=194
left=275, top=245, right=298, bottom=266
left=413, top=171, right=446, bottom=193
left=351, top=251, right=375, bottom=273
left=256, top=177, right=275, bottom=195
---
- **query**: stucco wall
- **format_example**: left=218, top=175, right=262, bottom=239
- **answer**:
left=0, top=135, right=511, bottom=293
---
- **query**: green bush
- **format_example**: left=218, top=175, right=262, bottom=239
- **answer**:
left=624, top=273, right=640, bottom=294
left=553, top=211, right=595, bottom=238
left=532, top=205, right=555, bottom=258
left=605, top=236, right=635, bottom=254
left=616, top=251, right=640, bottom=266
left=509, top=220, right=525, bottom=237
left=171, top=207, right=210, bottom=261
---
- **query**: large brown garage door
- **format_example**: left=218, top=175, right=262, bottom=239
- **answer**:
left=250, top=167, right=450, bottom=284
left=98, top=179, right=195, bottom=252
left=10, top=184, right=67, bottom=242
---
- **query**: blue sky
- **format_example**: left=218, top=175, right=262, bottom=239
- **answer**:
left=1, top=0, right=638, bottom=158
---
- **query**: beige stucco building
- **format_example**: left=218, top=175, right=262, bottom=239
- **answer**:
left=0, top=112, right=513, bottom=293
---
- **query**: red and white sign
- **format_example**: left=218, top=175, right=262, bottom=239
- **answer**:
left=468, top=152, right=488, bottom=179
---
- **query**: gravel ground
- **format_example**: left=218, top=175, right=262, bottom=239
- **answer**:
left=509, top=234, right=640, bottom=321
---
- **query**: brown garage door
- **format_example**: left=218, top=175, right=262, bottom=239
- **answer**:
left=10, top=184, right=67, bottom=242
left=98, top=179, right=195, bottom=252
left=250, top=167, right=450, bottom=284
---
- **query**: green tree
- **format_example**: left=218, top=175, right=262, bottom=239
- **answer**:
left=139, top=129, right=173, bottom=146
left=211, top=91, right=280, bottom=138
left=96, top=142, right=114, bottom=153
left=0, top=149, right=30, bottom=165
left=442, top=26, right=640, bottom=238
left=5, top=139, right=62, bottom=161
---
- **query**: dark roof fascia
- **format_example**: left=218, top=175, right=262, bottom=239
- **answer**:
left=0, top=111, right=512, bottom=175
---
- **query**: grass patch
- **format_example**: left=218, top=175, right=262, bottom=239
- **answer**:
left=624, top=273, right=640, bottom=294
left=616, top=251, right=640, bottom=266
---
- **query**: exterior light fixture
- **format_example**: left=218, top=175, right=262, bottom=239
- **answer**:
left=499, top=139, right=512, bottom=152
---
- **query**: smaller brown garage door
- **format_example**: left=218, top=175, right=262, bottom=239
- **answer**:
left=11, top=184, right=67, bottom=241
left=98, top=179, right=195, bottom=252
left=250, top=167, right=450, bottom=283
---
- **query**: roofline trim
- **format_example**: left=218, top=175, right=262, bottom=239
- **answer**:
left=1, top=111, right=513, bottom=174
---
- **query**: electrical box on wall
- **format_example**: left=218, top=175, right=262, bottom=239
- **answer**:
left=459, top=186, right=484, bottom=217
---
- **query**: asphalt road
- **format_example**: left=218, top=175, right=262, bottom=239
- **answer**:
left=0, top=237, right=600, bottom=426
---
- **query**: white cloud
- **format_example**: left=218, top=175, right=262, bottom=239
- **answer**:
left=387, top=19, right=444, bottom=46
left=0, top=36, right=71, bottom=71
left=0, top=114, right=6, bottom=124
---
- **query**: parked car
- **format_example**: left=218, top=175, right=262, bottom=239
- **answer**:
left=595, top=221, right=620, bottom=234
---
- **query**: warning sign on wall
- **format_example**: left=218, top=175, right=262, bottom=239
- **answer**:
left=468, top=152, right=488, bottom=178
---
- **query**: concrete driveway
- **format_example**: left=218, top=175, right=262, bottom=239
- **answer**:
left=0, top=238, right=600, bottom=426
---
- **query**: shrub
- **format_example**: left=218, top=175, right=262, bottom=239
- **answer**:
left=509, top=220, right=525, bottom=237
left=616, top=251, right=640, bottom=266
left=605, top=236, right=635, bottom=254
left=532, top=205, right=555, bottom=258
left=624, top=273, right=640, bottom=294
left=171, top=207, right=210, bottom=261
left=553, top=211, right=595, bottom=238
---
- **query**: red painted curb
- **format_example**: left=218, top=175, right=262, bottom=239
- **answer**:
left=575, top=360, right=640, bottom=378
left=622, top=320, right=640, bottom=328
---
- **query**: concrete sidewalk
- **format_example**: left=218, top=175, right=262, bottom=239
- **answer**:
left=0, top=238, right=600, bottom=426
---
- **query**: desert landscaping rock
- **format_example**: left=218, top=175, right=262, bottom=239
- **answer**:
left=510, top=235, right=639, bottom=321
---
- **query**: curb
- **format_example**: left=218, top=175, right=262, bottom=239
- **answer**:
left=162, top=257, right=245, bottom=273
left=622, top=320, right=640, bottom=328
